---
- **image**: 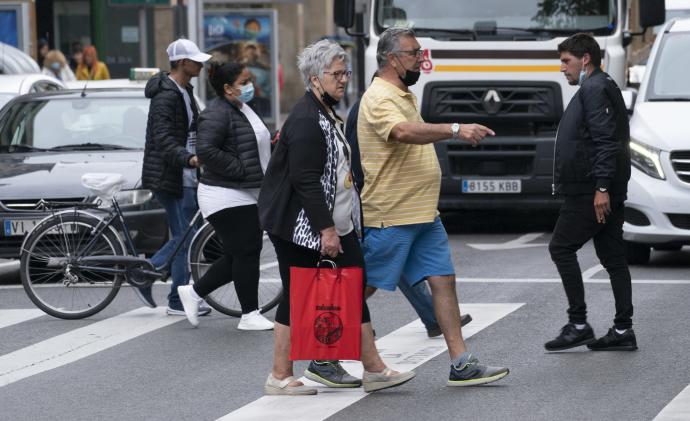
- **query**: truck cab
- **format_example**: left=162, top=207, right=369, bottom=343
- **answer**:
left=336, top=0, right=664, bottom=211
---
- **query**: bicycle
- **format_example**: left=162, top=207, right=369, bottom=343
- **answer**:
left=20, top=173, right=282, bottom=319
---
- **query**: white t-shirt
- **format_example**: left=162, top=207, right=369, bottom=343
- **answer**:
left=169, top=75, right=198, bottom=188
left=330, top=114, right=354, bottom=236
left=197, top=102, right=271, bottom=218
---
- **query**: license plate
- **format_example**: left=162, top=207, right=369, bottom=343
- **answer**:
left=462, top=179, right=522, bottom=194
left=3, top=219, right=41, bottom=236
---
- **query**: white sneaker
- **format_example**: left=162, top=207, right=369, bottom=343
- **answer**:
left=177, top=285, right=201, bottom=327
left=238, top=310, right=274, bottom=331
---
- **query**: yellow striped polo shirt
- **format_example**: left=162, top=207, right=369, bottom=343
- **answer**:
left=357, top=77, right=441, bottom=228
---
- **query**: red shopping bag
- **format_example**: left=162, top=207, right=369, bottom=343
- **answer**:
left=289, top=263, right=363, bottom=361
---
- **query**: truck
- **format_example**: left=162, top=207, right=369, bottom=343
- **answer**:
left=334, top=0, right=665, bottom=211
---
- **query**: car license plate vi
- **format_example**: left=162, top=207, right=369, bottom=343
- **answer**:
left=3, top=219, right=42, bottom=236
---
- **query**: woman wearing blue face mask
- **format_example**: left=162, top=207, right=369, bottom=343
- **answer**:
left=41, top=50, right=76, bottom=82
left=177, top=61, right=274, bottom=331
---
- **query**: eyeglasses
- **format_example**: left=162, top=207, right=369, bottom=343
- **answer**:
left=395, top=49, right=424, bottom=58
left=323, top=70, right=353, bottom=80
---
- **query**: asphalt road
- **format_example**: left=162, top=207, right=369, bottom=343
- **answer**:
left=1, top=211, right=689, bottom=421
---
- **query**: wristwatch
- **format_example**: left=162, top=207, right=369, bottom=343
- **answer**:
left=597, top=187, right=608, bottom=193
left=451, top=123, right=460, bottom=139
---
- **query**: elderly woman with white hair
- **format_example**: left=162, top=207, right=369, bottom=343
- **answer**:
left=258, top=39, right=415, bottom=395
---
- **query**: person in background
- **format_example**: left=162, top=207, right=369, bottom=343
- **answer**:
left=37, top=38, right=49, bottom=69
left=42, top=50, right=76, bottom=82
left=76, top=45, right=110, bottom=80
left=69, top=42, right=83, bottom=72
left=177, top=60, right=274, bottom=331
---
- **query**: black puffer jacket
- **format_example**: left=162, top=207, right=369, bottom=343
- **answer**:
left=553, top=69, right=630, bottom=197
left=142, top=72, right=197, bottom=197
left=196, top=97, right=264, bottom=189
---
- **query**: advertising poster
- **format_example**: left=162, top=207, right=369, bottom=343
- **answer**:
left=203, top=10, right=277, bottom=122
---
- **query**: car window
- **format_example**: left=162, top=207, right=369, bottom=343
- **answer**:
left=0, top=97, right=150, bottom=150
left=648, top=32, right=690, bottom=100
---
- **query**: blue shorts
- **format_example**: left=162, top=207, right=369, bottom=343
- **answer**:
left=362, top=217, right=455, bottom=291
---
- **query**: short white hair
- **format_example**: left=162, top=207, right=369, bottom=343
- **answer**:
left=297, top=39, right=350, bottom=90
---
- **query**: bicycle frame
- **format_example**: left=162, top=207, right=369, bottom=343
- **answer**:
left=42, top=199, right=203, bottom=280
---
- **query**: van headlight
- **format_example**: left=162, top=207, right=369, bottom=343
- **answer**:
left=630, top=139, right=665, bottom=180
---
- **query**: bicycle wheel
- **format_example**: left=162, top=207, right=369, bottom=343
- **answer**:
left=188, top=222, right=282, bottom=317
left=20, top=211, right=125, bottom=319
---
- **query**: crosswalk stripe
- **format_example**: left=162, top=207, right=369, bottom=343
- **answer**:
left=218, top=303, right=523, bottom=421
left=654, top=384, right=690, bottom=421
left=0, top=309, right=44, bottom=330
left=0, top=307, right=182, bottom=388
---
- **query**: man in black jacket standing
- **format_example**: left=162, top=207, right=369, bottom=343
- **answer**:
left=545, top=33, right=636, bottom=352
left=138, top=39, right=211, bottom=314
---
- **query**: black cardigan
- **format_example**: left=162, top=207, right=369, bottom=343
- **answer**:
left=196, top=97, right=265, bottom=189
left=258, top=91, right=344, bottom=250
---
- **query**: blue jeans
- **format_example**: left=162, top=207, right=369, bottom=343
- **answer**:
left=398, top=278, right=439, bottom=331
left=150, top=187, right=198, bottom=308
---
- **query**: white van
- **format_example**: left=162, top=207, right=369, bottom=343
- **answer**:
left=623, top=18, right=690, bottom=264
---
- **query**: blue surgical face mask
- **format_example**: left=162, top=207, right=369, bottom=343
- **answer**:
left=50, top=62, right=61, bottom=71
left=578, top=63, right=587, bottom=86
left=238, top=83, right=255, bottom=103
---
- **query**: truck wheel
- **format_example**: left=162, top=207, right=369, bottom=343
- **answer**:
left=625, top=241, right=651, bottom=265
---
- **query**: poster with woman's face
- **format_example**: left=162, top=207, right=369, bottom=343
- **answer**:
left=203, top=11, right=276, bottom=121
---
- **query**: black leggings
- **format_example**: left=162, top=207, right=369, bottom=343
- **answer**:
left=192, top=204, right=262, bottom=314
left=270, top=231, right=371, bottom=326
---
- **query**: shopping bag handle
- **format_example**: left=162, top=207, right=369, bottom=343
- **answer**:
left=317, top=258, right=337, bottom=269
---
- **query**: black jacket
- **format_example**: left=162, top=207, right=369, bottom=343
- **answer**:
left=553, top=69, right=630, bottom=197
left=142, top=72, right=198, bottom=197
left=258, top=91, right=344, bottom=250
left=196, top=98, right=264, bottom=189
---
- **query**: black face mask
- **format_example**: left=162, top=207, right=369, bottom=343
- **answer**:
left=399, top=69, right=421, bottom=86
left=314, top=78, right=340, bottom=107
left=321, top=90, right=340, bottom=107
left=394, top=56, right=421, bottom=86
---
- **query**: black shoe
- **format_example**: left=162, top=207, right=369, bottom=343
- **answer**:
left=304, top=360, right=362, bottom=388
left=587, top=328, right=638, bottom=351
left=131, top=285, right=156, bottom=308
left=544, top=323, right=595, bottom=351
left=427, top=314, right=473, bottom=338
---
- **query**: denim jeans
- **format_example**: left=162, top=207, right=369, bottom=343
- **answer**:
left=150, top=187, right=198, bottom=309
left=548, top=195, right=633, bottom=330
left=398, top=278, right=439, bottom=331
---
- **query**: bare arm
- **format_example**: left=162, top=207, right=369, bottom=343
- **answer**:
left=389, top=121, right=495, bottom=145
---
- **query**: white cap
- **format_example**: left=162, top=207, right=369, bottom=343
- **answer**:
left=166, top=39, right=212, bottom=63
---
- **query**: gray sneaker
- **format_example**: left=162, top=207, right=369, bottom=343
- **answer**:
left=447, top=354, right=509, bottom=386
left=304, top=360, right=362, bottom=388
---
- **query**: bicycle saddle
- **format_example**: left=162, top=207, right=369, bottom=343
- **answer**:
left=81, top=173, right=126, bottom=203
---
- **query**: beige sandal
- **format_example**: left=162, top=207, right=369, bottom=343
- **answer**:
left=362, top=367, right=416, bottom=393
left=264, top=374, right=318, bottom=395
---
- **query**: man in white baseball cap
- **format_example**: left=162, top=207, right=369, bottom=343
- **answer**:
left=137, top=38, right=212, bottom=315
left=166, top=38, right=212, bottom=63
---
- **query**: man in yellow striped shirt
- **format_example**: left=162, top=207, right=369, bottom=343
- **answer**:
left=358, top=27, right=509, bottom=386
